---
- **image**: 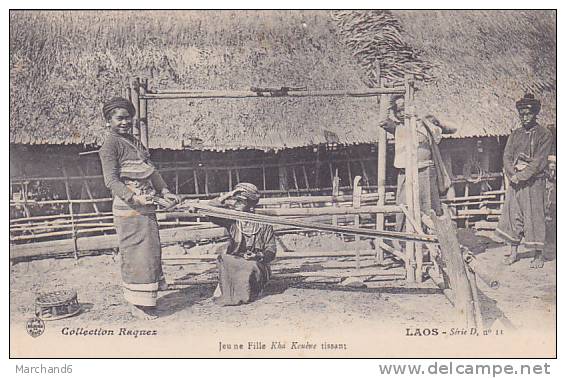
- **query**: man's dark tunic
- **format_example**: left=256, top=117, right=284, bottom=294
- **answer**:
left=495, top=123, right=553, bottom=248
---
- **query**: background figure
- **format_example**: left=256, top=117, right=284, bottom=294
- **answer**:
left=206, top=183, right=276, bottom=306
left=379, top=95, right=454, bottom=234
left=98, top=97, right=180, bottom=319
left=495, top=94, right=553, bottom=268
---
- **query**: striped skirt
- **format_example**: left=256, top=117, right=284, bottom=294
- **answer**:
left=114, top=211, right=165, bottom=307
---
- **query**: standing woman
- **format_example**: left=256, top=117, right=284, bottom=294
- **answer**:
left=99, top=97, right=179, bottom=319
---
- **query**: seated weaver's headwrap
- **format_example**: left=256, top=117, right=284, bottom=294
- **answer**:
left=515, top=93, right=541, bottom=114
left=102, top=97, right=136, bottom=120
left=234, top=182, right=260, bottom=205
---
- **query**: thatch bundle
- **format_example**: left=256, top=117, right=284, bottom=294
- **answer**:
left=331, top=10, right=434, bottom=86
left=393, top=10, right=556, bottom=138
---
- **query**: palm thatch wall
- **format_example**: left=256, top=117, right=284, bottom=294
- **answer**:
left=10, top=10, right=377, bottom=150
left=10, top=10, right=556, bottom=149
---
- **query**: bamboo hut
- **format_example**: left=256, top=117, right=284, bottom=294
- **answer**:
left=10, top=10, right=556, bottom=232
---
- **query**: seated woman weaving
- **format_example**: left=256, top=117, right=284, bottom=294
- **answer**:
left=207, top=183, right=276, bottom=306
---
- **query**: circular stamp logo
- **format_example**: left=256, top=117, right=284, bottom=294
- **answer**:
left=26, top=317, right=45, bottom=338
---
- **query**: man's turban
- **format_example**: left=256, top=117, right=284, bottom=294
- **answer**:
left=516, top=93, right=541, bottom=114
left=234, top=182, right=260, bottom=205
left=102, top=97, right=136, bottom=120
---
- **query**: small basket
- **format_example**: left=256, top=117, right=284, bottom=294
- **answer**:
left=34, top=289, right=81, bottom=321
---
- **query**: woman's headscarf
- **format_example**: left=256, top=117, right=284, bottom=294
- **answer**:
left=102, top=97, right=136, bottom=120
left=234, top=182, right=260, bottom=205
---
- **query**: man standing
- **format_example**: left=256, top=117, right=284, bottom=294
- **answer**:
left=495, top=94, right=553, bottom=268
left=379, top=95, right=454, bottom=232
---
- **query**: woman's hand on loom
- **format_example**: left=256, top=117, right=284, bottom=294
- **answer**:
left=163, top=192, right=182, bottom=204
left=132, top=194, right=153, bottom=206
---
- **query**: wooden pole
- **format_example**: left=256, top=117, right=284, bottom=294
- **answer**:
left=204, top=169, right=209, bottom=195
left=10, top=225, right=225, bottom=260
left=20, top=182, right=31, bottom=218
left=444, top=153, right=456, bottom=200
left=188, top=202, right=436, bottom=243
left=408, top=76, right=424, bottom=283
left=193, top=170, right=199, bottom=194
left=139, top=78, right=149, bottom=148
left=131, top=77, right=141, bottom=140
left=375, top=66, right=387, bottom=265
left=143, top=87, right=406, bottom=99
left=61, top=165, right=79, bottom=260
left=302, top=165, right=310, bottom=190
left=78, top=165, right=99, bottom=214
left=353, top=176, right=362, bottom=273
left=431, top=204, right=476, bottom=328
left=125, top=82, right=132, bottom=105
left=292, top=167, right=299, bottom=190
left=403, top=75, right=417, bottom=283
left=262, top=205, right=401, bottom=216
left=346, top=160, right=353, bottom=187
left=174, top=153, right=180, bottom=194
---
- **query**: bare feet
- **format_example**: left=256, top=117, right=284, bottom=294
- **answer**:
left=530, top=253, right=544, bottom=269
left=131, top=305, right=158, bottom=320
left=503, top=254, right=519, bottom=265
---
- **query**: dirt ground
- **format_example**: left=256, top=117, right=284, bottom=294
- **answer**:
left=10, top=230, right=556, bottom=357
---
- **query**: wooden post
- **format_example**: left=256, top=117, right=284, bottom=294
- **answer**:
left=20, top=182, right=31, bottom=218
left=130, top=78, right=141, bottom=140
left=139, top=78, right=149, bottom=148
left=403, top=75, right=417, bottom=283
left=292, top=167, right=299, bottom=190
left=405, top=74, right=424, bottom=283
left=346, top=160, right=353, bottom=187
left=302, top=165, right=310, bottom=190
left=444, top=152, right=456, bottom=200
left=359, top=160, right=368, bottom=186
left=61, top=165, right=79, bottom=261
left=125, top=83, right=132, bottom=106
left=375, top=67, right=387, bottom=265
left=193, top=170, right=199, bottom=194
left=353, top=176, right=362, bottom=272
left=78, top=165, right=99, bottom=214
left=278, top=151, right=289, bottom=191
left=332, top=170, right=340, bottom=228
left=431, top=204, right=476, bottom=328
left=314, top=147, right=321, bottom=188
left=204, top=169, right=209, bottom=195
left=174, top=154, right=180, bottom=195
left=228, top=169, right=233, bottom=191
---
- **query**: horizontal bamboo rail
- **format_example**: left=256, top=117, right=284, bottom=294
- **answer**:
left=143, top=87, right=406, bottom=100
left=9, top=224, right=224, bottom=260
left=162, top=249, right=379, bottom=261
left=10, top=198, right=112, bottom=206
left=10, top=211, right=114, bottom=223
left=256, top=205, right=400, bottom=216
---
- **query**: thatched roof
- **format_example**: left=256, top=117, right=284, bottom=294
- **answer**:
left=10, top=10, right=556, bottom=149
left=9, top=10, right=378, bottom=150
left=392, top=10, right=556, bottom=138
